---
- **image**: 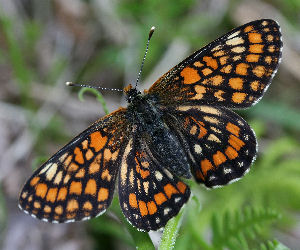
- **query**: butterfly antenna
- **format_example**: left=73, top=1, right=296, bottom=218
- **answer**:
left=135, top=26, right=155, bottom=88
left=66, top=82, right=123, bottom=92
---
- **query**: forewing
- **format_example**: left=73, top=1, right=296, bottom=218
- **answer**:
left=165, top=105, right=257, bottom=188
left=19, top=108, right=129, bottom=223
left=118, top=138, right=190, bottom=231
left=148, top=19, right=282, bottom=108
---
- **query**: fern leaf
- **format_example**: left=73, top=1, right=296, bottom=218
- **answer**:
left=211, top=207, right=280, bottom=249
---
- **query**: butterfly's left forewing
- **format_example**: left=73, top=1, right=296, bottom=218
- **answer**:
left=19, top=108, right=129, bottom=223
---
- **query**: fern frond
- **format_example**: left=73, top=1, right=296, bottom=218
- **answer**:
left=259, top=239, right=290, bottom=250
left=211, top=207, right=280, bottom=249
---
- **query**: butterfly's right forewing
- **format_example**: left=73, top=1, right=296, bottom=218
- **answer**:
left=148, top=19, right=282, bottom=108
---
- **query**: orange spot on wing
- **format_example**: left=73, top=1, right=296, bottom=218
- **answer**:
left=68, top=162, right=79, bottom=172
left=195, top=170, right=205, bottom=181
left=190, top=116, right=207, bottom=138
left=139, top=200, right=148, bottom=216
left=232, top=92, right=247, bottom=103
left=213, top=151, right=227, bottom=166
left=164, top=184, right=179, bottom=198
left=30, top=177, right=40, bottom=186
left=69, top=181, right=82, bottom=195
left=226, top=122, right=240, bottom=137
left=57, top=187, right=67, bottom=201
left=147, top=201, right=157, bottom=215
left=67, top=199, right=78, bottom=212
left=44, top=205, right=51, bottom=213
left=75, top=168, right=85, bottom=178
left=248, top=33, right=262, bottom=43
left=214, top=90, right=225, bottom=101
left=81, top=140, right=88, bottom=149
left=201, top=159, right=214, bottom=176
left=228, top=135, right=245, bottom=151
left=177, top=181, right=187, bottom=193
left=101, top=169, right=112, bottom=181
left=203, top=56, right=218, bottom=69
left=194, top=61, right=204, bottom=67
left=251, top=81, right=260, bottom=91
left=180, top=67, right=201, bottom=84
left=219, top=56, right=228, bottom=65
left=90, top=132, right=107, bottom=152
left=83, top=201, right=93, bottom=210
left=244, top=25, right=254, bottom=32
left=154, top=192, right=167, bottom=205
left=85, top=179, right=97, bottom=195
left=129, top=193, right=138, bottom=208
left=85, top=149, right=94, bottom=160
left=220, top=65, right=232, bottom=74
left=225, top=146, right=238, bottom=160
left=235, top=63, right=249, bottom=75
left=135, top=161, right=150, bottom=179
left=98, top=187, right=109, bottom=201
left=265, top=56, right=272, bottom=64
left=55, top=205, right=63, bottom=214
left=33, top=201, right=41, bottom=209
left=202, top=68, right=213, bottom=76
left=252, top=65, right=266, bottom=77
left=74, top=147, right=84, bottom=164
left=249, top=44, right=264, bottom=53
left=46, top=188, right=58, bottom=203
left=35, top=183, right=48, bottom=198
left=246, top=54, right=260, bottom=62
left=89, top=153, right=101, bottom=174
left=229, top=77, right=243, bottom=90
left=191, top=85, right=206, bottom=100
left=103, top=148, right=112, bottom=162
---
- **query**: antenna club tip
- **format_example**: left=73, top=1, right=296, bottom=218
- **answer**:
left=66, top=81, right=73, bottom=86
left=149, top=26, right=156, bottom=39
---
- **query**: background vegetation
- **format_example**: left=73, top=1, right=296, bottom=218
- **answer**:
left=0, top=0, right=299, bottom=249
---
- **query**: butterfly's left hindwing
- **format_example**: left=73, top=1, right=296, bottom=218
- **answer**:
left=118, top=137, right=190, bottom=231
left=19, top=108, right=129, bottom=223
left=165, top=105, right=257, bottom=188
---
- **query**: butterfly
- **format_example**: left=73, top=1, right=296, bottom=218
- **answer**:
left=19, top=19, right=282, bottom=232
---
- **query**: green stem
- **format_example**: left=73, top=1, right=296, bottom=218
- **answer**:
left=111, top=197, right=155, bottom=250
left=159, top=207, right=185, bottom=250
left=78, top=87, right=109, bottom=115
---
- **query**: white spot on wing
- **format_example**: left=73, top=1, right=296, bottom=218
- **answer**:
left=39, top=163, right=52, bottom=174
left=155, top=171, right=163, bottom=181
left=194, top=144, right=202, bottom=154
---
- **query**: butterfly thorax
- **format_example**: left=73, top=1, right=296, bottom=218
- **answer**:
left=125, top=85, right=192, bottom=178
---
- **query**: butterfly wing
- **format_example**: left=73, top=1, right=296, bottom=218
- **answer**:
left=118, top=137, right=190, bottom=231
left=19, top=108, right=129, bottom=223
left=164, top=105, right=256, bottom=188
left=148, top=19, right=282, bottom=108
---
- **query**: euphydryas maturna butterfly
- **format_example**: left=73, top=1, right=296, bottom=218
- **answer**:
left=19, top=19, right=282, bottom=232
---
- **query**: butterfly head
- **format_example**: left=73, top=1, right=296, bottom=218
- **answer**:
left=124, top=84, right=141, bottom=103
